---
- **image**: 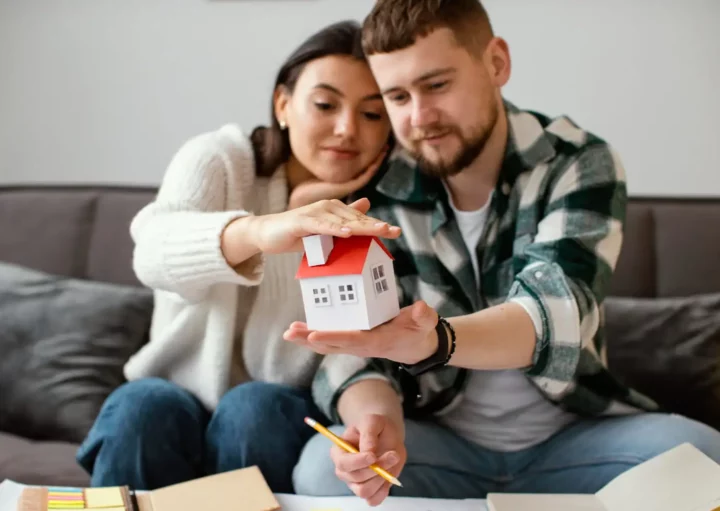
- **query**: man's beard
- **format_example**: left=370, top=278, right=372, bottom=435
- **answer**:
left=409, top=107, right=499, bottom=178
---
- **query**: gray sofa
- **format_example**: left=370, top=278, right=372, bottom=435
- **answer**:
left=0, top=186, right=718, bottom=486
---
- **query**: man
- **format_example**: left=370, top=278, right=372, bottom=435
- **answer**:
left=286, top=0, right=720, bottom=505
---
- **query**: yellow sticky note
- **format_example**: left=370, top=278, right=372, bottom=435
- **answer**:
left=84, top=487, right=124, bottom=508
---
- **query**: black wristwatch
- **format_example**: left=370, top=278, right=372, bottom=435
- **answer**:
left=400, top=316, right=456, bottom=376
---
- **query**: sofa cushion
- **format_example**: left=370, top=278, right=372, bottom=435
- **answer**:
left=0, top=432, right=89, bottom=486
left=0, top=262, right=153, bottom=444
left=0, top=191, right=96, bottom=279
left=85, top=192, right=152, bottom=286
left=605, top=293, right=720, bottom=431
left=610, top=204, right=656, bottom=297
left=653, top=204, right=720, bottom=297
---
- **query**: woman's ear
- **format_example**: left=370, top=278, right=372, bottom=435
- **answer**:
left=273, top=85, right=291, bottom=128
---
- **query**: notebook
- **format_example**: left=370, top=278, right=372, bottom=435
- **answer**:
left=487, top=443, right=720, bottom=511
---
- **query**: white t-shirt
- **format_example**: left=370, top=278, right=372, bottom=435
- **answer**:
left=438, top=184, right=577, bottom=451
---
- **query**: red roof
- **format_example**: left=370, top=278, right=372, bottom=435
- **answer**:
left=295, top=236, right=394, bottom=279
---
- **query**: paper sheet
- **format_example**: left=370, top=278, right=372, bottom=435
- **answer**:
left=0, top=480, right=27, bottom=511
left=274, top=494, right=488, bottom=511
left=486, top=494, right=607, bottom=511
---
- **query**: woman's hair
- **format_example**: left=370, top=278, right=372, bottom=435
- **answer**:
left=251, top=20, right=366, bottom=176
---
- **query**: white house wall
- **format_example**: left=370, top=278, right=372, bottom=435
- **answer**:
left=362, top=241, right=401, bottom=329
left=300, top=275, right=371, bottom=331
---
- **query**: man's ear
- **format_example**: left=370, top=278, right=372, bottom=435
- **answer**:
left=273, top=85, right=291, bottom=127
left=485, top=37, right=512, bottom=88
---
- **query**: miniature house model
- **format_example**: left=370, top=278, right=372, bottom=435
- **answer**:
left=295, top=234, right=400, bottom=331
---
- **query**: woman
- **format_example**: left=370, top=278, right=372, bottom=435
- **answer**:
left=75, top=20, right=399, bottom=494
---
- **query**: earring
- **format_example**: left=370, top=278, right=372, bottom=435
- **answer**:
left=279, top=120, right=287, bottom=130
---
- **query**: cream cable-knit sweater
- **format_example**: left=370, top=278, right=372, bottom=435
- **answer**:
left=123, top=124, right=322, bottom=410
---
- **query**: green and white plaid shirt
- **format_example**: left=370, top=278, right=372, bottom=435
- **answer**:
left=312, top=100, right=658, bottom=423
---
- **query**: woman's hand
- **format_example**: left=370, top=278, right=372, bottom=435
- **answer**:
left=287, top=147, right=388, bottom=210
left=221, top=197, right=401, bottom=265
left=254, top=198, right=400, bottom=254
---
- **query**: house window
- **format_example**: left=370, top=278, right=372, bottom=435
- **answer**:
left=312, top=286, right=331, bottom=307
left=372, top=264, right=389, bottom=295
left=338, top=284, right=357, bottom=304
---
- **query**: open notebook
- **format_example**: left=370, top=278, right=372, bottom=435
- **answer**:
left=487, top=443, right=720, bottom=511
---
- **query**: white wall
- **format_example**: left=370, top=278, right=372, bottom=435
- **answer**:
left=491, top=0, right=720, bottom=198
left=1, top=0, right=718, bottom=197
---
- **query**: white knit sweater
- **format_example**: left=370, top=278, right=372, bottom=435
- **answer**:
left=124, top=124, right=322, bottom=411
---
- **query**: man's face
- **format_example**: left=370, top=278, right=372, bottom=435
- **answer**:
left=368, top=28, right=501, bottom=178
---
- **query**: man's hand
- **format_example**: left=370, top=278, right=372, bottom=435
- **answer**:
left=283, top=301, right=439, bottom=365
left=332, top=414, right=406, bottom=507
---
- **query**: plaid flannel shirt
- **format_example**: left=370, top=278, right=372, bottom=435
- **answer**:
left=312, top=100, right=658, bottom=423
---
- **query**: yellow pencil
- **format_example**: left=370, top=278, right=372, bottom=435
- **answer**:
left=304, top=417, right=402, bottom=487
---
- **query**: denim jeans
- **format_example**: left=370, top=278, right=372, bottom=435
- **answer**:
left=293, top=412, right=720, bottom=498
left=76, top=378, right=326, bottom=493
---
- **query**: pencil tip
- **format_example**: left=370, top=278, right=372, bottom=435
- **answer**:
left=393, top=478, right=403, bottom=487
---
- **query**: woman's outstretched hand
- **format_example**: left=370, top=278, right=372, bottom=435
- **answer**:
left=221, top=197, right=401, bottom=266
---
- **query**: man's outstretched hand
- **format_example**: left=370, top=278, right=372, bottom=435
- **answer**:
left=283, top=301, right=439, bottom=365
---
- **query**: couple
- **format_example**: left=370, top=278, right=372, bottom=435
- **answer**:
left=77, top=0, right=720, bottom=505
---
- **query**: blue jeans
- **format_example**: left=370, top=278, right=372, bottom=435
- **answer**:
left=76, top=378, right=326, bottom=493
left=293, top=413, right=720, bottom=498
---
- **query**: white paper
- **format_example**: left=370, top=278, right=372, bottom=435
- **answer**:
left=0, top=480, right=28, bottom=511
left=275, top=494, right=488, bottom=511
left=487, top=493, right=607, bottom=511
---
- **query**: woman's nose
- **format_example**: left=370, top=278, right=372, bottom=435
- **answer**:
left=334, top=112, right=357, bottom=138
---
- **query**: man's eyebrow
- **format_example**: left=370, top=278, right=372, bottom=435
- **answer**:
left=381, top=67, right=456, bottom=96
left=313, top=83, right=382, bottom=101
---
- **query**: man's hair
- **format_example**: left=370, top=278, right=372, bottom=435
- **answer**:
left=362, top=0, right=494, bottom=57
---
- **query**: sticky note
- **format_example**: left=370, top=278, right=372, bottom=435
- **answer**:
left=84, top=487, right=124, bottom=508
left=47, top=488, right=85, bottom=510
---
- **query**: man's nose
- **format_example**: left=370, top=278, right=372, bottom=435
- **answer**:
left=410, top=98, right=439, bottom=128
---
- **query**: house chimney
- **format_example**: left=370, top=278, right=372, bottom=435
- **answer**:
left=302, top=234, right=334, bottom=266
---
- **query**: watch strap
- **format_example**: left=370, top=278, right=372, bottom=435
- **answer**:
left=400, top=315, right=452, bottom=376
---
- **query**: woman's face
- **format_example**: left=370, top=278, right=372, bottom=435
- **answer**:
left=275, top=55, right=391, bottom=183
